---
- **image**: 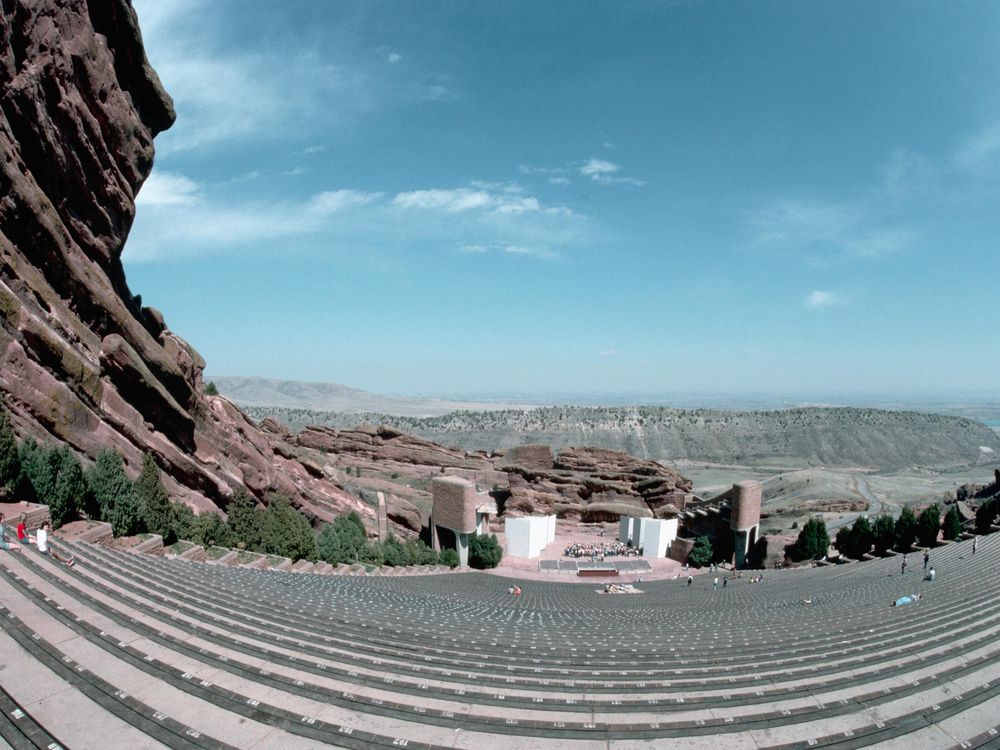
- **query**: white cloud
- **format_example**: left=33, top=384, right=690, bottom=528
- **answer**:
left=136, top=171, right=200, bottom=205
left=301, top=145, right=326, bottom=155
left=806, top=290, right=847, bottom=309
left=393, top=188, right=493, bottom=212
left=580, top=158, right=619, bottom=177
left=579, top=158, right=644, bottom=186
left=309, top=189, right=383, bottom=215
left=458, top=244, right=489, bottom=254
left=598, top=349, right=619, bottom=357
left=503, top=245, right=557, bottom=260
left=549, top=177, right=571, bottom=186
left=518, top=164, right=569, bottom=176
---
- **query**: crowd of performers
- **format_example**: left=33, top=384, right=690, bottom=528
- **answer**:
left=563, top=540, right=642, bottom=559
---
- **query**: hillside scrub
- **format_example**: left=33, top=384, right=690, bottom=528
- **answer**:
left=243, top=404, right=1000, bottom=471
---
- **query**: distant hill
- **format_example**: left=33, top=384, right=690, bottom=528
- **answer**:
left=210, top=376, right=535, bottom=418
left=241, top=404, right=1000, bottom=472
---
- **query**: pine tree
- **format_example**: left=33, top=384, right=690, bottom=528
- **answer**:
left=135, top=454, right=173, bottom=541
left=688, top=535, right=713, bottom=567
left=0, top=408, right=19, bottom=491
left=50, top=447, right=85, bottom=528
left=849, top=516, right=873, bottom=558
left=259, top=494, right=316, bottom=561
left=941, top=504, right=962, bottom=541
left=872, top=514, right=896, bottom=554
left=468, top=533, right=503, bottom=569
left=86, top=449, right=143, bottom=536
left=226, top=487, right=263, bottom=550
left=796, top=517, right=830, bottom=560
left=916, top=504, right=941, bottom=547
left=895, top=506, right=917, bottom=551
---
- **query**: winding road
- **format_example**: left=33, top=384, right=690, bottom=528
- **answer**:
left=827, top=474, right=900, bottom=531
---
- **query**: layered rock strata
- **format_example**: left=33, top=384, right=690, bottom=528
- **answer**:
left=0, top=0, right=364, bottom=522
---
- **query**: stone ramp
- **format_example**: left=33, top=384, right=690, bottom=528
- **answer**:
left=1, top=529, right=999, bottom=747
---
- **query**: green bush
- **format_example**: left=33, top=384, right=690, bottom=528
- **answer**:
left=795, top=517, right=830, bottom=561
left=318, top=514, right=367, bottom=565
left=687, top=535, right=713, bottom=568
left=438, top=548, right=460, bottom=568
left=191, top=512, right=233, bottom=548
left=468, top=533, right=502, bottom=569
left=916, top=504, right=941, bottom=547
left=942, top=504, right=962, bottom=541
left=838, top=516, right=873, bottom=559
left=204, top=382, right=219, bottom=396
left=894, top=506, right=917, bottom=551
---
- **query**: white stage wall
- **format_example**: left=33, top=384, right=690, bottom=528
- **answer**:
left=505, top=515, right=556, bottom=558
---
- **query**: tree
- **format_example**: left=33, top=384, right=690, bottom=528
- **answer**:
left=16, top=438, right=48, bottom=503
left=835, top=526, right=853, bottom=558
left=848, top=516, right=873, bottom=559
left=191, top=512, right=233, bottom=548
left=205, top=382, right=219, bottom=396
left=226, top=487, right=263, bottom=550
left=687, top=535, right=713, bottom=568
left=50, top=447, right=86, bottom=529
left=916, top=504, right=941, bottom=548
left=468, top=533, right=502, bottom=569
left=795, top=517, right=830, bottom=561
left=136, top=454, right=173, bottom=541
left=895, top=506, right=917, bottom=551
left=976, top=499, right=998, bottom=535
left=942, top=504, right=962, bottom=541
left=170, top=501, right=197, bottom=542
left=872, top=514, right=896, bottom=555
left=0, top=408, right=19, bottom=491
left=86, top=449, right=143, bottom=536
left=259, top=494, right=316, bottom=561
left=438, top=548, right=459, bottom=568
left=317, top=514, right=366, bottom=565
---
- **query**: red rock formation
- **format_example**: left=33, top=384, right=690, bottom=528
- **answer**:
left=0, top=0, right=366, bottom=523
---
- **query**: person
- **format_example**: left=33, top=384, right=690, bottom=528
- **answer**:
left=893, top=593, right=922, bottom=607
left=901, top=555, right=907, bottom=575
left=687, top=574, right=693, bottom=587
left=16, top=513, right=34, bottom=545
left=925, top=566, right=935, bottom=582
left=0, top=513, right=23, bottom=552
left=973, top=537, right=978, bottom=555
left=722, top=577, right=728, bottom=589
left=713, top=576, right=719, bottom=590
left=512, top=585, right=521, bottom=596
left=33, top=522, right=74, bottom=566
left=923, top=549, right=930, bottom=570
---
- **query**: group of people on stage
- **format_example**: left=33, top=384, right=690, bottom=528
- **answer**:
left=563, top=540, right=641, bottom=559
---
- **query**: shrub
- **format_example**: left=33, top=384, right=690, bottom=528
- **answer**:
left=795, top=517, right=830, bottom=561
left=191, top=512, right=233, bottom=548
left=318, top=514, right=367, bottom=565
left=0, top=408, right=19, bottom=491
left=894, top=506, right=917, bottom=551
left=204, top=382, right=219, bottom=396
left=688, top=535, right=713, bottom=568
left=942, top=504, right=962, bottom=541
left=468, top=533, right=502, bottom=569
left=916, top=504, right=941, bottom=547
left=170, top=501, right=197, bottom=541
left=438, top=548, right=460, bottom=568
left=872, top=514, right=896, bottom=555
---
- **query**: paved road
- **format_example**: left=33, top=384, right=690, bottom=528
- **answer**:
left=828, top=474, right=900, bottom=531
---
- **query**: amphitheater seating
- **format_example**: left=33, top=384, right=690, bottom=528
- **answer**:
left=2, top=528, right=1000, bottom=749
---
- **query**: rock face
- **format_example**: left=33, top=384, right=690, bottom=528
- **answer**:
left=0, top=0, right=365, bottom=522
left=500, top=445, right=693, bottom=521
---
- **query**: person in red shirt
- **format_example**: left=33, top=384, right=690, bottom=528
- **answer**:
left=16, top=513, right=34, bottom=545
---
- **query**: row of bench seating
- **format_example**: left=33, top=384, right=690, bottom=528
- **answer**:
left=1, top=527, right=1000, bottom=748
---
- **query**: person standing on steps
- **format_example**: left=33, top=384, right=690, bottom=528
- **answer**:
left=973, top=537, right=978, bottom=555
left=923, top=549, right=929, bottom=570
left=901, top=555, right=907, bottom=575
left=713, top=576, right=719, bottom=590
left=32, top=522, right=74, bottom=567
left=687, top=574, right=693, bottom=587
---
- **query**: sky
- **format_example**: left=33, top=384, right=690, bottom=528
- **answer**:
left=125, top=0, right=1000, bottom=400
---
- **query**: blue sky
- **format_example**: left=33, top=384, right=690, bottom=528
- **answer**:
left=125, top=0, right=1000, bottom=399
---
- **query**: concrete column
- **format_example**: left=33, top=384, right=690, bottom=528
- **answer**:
left=457, top=532, right=469, bottom=567
left=376, top=491, right=388, bottom=541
